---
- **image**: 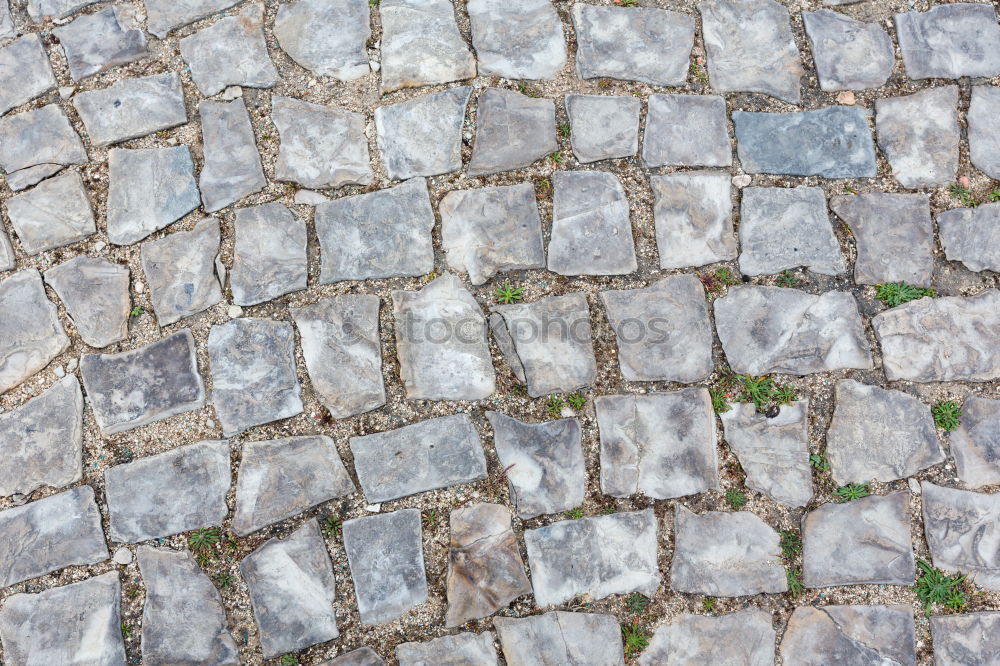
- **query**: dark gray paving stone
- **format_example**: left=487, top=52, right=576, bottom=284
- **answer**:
left=6, top=171, right=94, bottom=254
left=398, top=632, right=497, bottom=665
left=0, top=486, right=108, bottom=587
left=179, top=3, right=278, bottom=96
left=969, top=85, right=1000, bottom=180
left=73, top=72, right=186, bottom=147
left=698, top=0, right=802, bottom=103
left=0, top=34, right=57, bottom=116
left=350, top=414, right=486, bottom=503
left=199, top=98, right=266, bottom=213
left=342, top=509, right=428, bottom=625
left=321, top=649, right=387, bottom=666
left=572, top=4, right=693, bottom=85
left=375, top=87, right=470, bottom=180
left=895, top=4, right=1000, bottom=80
left=803, top=10, right=893, bottom=91
left=565, top=94, right=639, bottom=164
left=876, top=86, right=959, bottom=189
left=651, top=171, right=736, bottom=269
left=671, top=504, right=786, bottom=596
left=137, top=547, right=239, bottom=666
left=380, top=0, right=475, bottom=92
left=0, top=104, right=87, bottom=191
left=642, top=93, right=730, bottom=168
left=639, top=610, right=776, bottom=666
left=440, top=182, right=545, bottom=285
left=141, top=218, right=222, bottom=326
left=81, top=329, right=205, bottom=433
left=525, top=509, right=659, bottom=606
left=0, top=269, right=69, bottom=394
left=26, top=0, right=97, bottom=22
left=939, top=203, right=1000, bottom=274
left=45, top=256, right=129, bottom=348
left=54, top=5, right=147, bottom=81
left=104, top=440, right=230, bottom=543
left=232, top=436, right=355, bottom=536
left=930, top=612, right=1000, bottom=666
left=923, top=482, right=1000, bottom=591
left=468, top=88, right=556, bottom=176
left=231, top=203, right=307, bottom=306
left=950, top=397, right=1000, bottom=489
left=495, top=611, right=624, bottom=666
left=317, top=177, right=434, bottom=282
left=274, top=0, right=370, bottom=80
left=780, top=605, right=917, bottom=666
left=145, top=0, right=241, bottom=39
left=873, top=290, right=1000, bottom=383
left=467, top=0, right=565, bottom=80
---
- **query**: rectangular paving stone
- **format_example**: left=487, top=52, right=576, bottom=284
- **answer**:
left=375, top=87, right=470, bottom=180
left=73, top=72, right=186, bottom=146
left=949, top=397, right=1000, bottom=489
left=467, top=0, right=565, bottom=80
left=54, top=5, right=147, bottom=81
left=969, top=85, right=1000, bottom=180
left=231, top=202, right=307, bottom=306
left=199, top=98, right=266, bottom=212
left=0, top=269, right=70, bottom=395
left=651, top=171, right=736, bottom=269
left=468, top=88, right=557, bottom=176
left=565, top=94, right=640, bottom=164
left=274, top=0, right=370, bottom=80
left=876, top=86, right=959, bottom=188
left=494, top=611, right=624, bottom=666
left=0, top=104, right=87, bottom=191
left=380, top=0, right=476, bottom=92
left=938, top=202, right=1000, bottom=274
left=930, top=612, right=1000, bottom=665
left=0, top=34, right=57, bottom=116
left=922, top=482, right=1000, bottom=591
left=781, top=605, right=916, bottom=666
left=145, top=0, right=241, bottom=38
left=179, top=3, right=277, bottom=96
left=141, top=218, right=223, bottom=326
left=5, top=171, right=94, bottom=255
left=639, top=610, right=776, bottom=666
left=895, top=4, right=1000, bottom=79
left=643, top=93, right=731, bottom=168
left=44, top=256, right=130, bottom=348
left=397, top=632, right=498, bottom=665
left=803, top=10, right=893, bottom=91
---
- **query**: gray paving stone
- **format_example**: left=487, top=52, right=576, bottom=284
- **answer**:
left=0, top=0, right=12, bottom=39
left=398, top=632, right=497, bottom=666
left=145, top=0, right=241, bottom=39
left=73, top=72, right=186, bottom=147
left=601, top=275, right=713, bottom=383
left=969, top=85, right=1000, bottom=180
left=0, top=230, right=13, bottom=271
left=0, top=486, right=108, bottom=587
left=54, top=5, right=147, bottom=81
left=494, top=611, right=624, bottom=666
left=922, top=482, right=1000, bottom=591
left=895, top=4, right=1000, bottom=80
left=207, top=318, right=303, bottom=436
left=274, top=0, right=369, bottom=80
left=671, top=504, right=786, bottom=596
left=5, top=171, right=94, bottom=255
left=939, top=203, right=1000, bottom=274
left=651, top=171, right=736, bottom=269
left=375, top=87, right=470, bottom=180
left=199, top=98, right=266, bottom=213
left=141, top=218, right=222, bottom=325
left=273, top=95, right=372, bottom=189
left=440, top=183, right=545, bottom=285
left=350, top=414, right=486, bottom=503
left=548, top=170, right=636, bottom=276
left=780, top=605, right=917, bottom=666
left=873, top=290, right=1000, bottom=382
left=486, top=412, right=584, bottom=519
left=0, top=34, right=56, bottom=116
left=698, top=0, right=802, bottom=103
left=468, top=88, right=556, bottom=176
left=233, top=436, right=355, bottom=536
left=380, top=0, right=475, bottom=92
left=290, top=295, right=385, bottom=418
left=643, top=93, right=730, bottom=168
left=639, top=610, right=776, bottom=666
left=322, top=649, right=387, bottom=666
left=467, top=0, right=565, bottom=80
left=26, top=0, right=97, bottom=22
left=930, top=612, right=1000, bottom=666
left=106, top=146, right=200, bottom=245
left=876, top=86, right=959, bottom=189
left=572, top=4, right=693, bottom=86
left=342, top=509, right=428, bottom=625
left=803, top=10, right=894, bottom=91
left=565, top=94, right=639, bottom=164
left=949, top=397, right=1000, bottom=489
left=0, top=104, right=87, bottom=192
left=45, top=256, right=129, bottom=348
left=316, top=178, right=434, bottom=282
left=179, top=3, right=278, bottom=96
left=137, top=547, right=239, bottom=666
left=0, top=269, right=69, bottom=394
left=231, top=203, right=307, bottom=306
left=489, top=312, right=525, bottom=382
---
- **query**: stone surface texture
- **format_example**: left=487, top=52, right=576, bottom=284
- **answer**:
left=468, top=88, right=556, bottom=176
left=199, top=98, right=267, bottom=213
left=803, top=10, right=894, bottom=91
left=638, top=611, right=777, bottom=666
left=565, top=94, right=640, bottom=164
left=375, top=87, right=470, bottom=181
left=5, top=171, right=95, bottom=255
left=274, top=0, right=370, bottom=80
left=938, top=203, right=1000, bottom=273
left=379, top=0, right=476, bottom=92
left=922, top=482, right=1000, bottom=591
left=141, top=218, right=223, bottom=325
left=397, top=632, right=498, bottom=666
left=0, top=269, right=69, bottom=394
left=949, top=397, right=1000, bottom=488
left=780, top=605, right=917, bottom=666
left=54, top=5, right=147, bottom=81
left=0, top=34, right=57, bottom=116
left=467, top=0, right=565, bottom=80
left=651, top=171, right=736, bottom=269
left=0, top=104, right=87, bottom=191
left=231, top=202, right=307, bottom=305
left=494, top=611, right=625, bottom=666
left=876, top=85, right=960, bottom=188
left=145, top=0, right=242, bottom=38
left=179, top=3, right=278, bottom=96
left=969, top=85, right=1000, bottom=179
left=643, top=93, right=731, bottom=168
left=895, top=4, right=1000, bottom=79
left=73, top=72, right=185, bottom=146
left=930, top=612, right=1000, bottom=666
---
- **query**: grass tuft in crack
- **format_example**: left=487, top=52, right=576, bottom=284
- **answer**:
left=724, top=488, right=747, bottom=510
left=786, top=568, right=805, bottom=597
left=547, top=394, right=565, bottom=418
left=875, top=282, right=934, bottom=307
left=621, top=620, right=651, bottom=659
left=564, top=507, right=584, bottom=520
left=625, top=592, right=649, bottom=615
left=833, top=482, right=870, bottom=503
left=494, top=280, right=524, bottom=304
left=779, top=530, right=802, bottom=559
left=188, top=527, right=220, bottom=553
left=915, top=559, right=967, bottom=615
left=932, top=401, right=962, bottom=432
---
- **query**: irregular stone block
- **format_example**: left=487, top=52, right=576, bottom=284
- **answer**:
left=317, top=178, right=434, bottom=282
left=179, top=3, right=278, bottom=96
left=0, top=34, right=57, bottom=116
left=601, top=275, right=713, bottom=383
left=54, top=5, right=147, bottom=81
left=467, top=0, right=565, bottom=79
left=922, top=482, right=1000, bottom=591
left=638, top=611, right=776, bottom=666
left=803, top=10, right=893, bottom=91
left=146, top=0, right=241, bottom=38
left=0, top=104, right=87, bottom=191
left=398, top=632, right=497, bottom=665
left=274, top=0, right=370, bottom=80
left=490, top=312, right=525, bottom=382
left=969, top=85, right=1000, bottom=180
left=6, top=171, right=94, bottom=255
left=565, top=94, right=639, bottom=164
left=322, top=649, right=387, bottom=666
left=643, top=93, right=730, bottom=168
left=698, top=0, right=802, bottom=103
left=873, top=290, right=1000, bottom=382
left=780, top=605, right=917, bottom=666
left=939, top=203, right=1000, bottom=274
left=231, top=203, right=307, bottom=306
left=44, top=256, right=129, bottom=348
left=930, top=612, right=1000, bottom=666
left=342, top=509, right=428, bottom=625
left=0, top=230, right=13, bottom=272
left=137, top=547, right=239, bottom=666
left=375, top=87, right=470, bottom=180
left=80, top=329, right=205, bottom=433
left=651, top=171, right=736, bottom=269
left=876, top=86, right=959, bottom=188
left=350, top=414, right=486, bottom=503
left=380, top=0, right=475, bottom=92
left=26, top=0, right=98, bottom=22
left=141, top=218, right=222, bottom=326
left=105, top=440, right=230, bottom=543
left=949, top=397, right=1000, bottom=489
left=0, top=1, right=14, bottom=40
left=73, top=72, right=186, bottom=147
left=468, top=88, right=557, bottom=176
left=671, top=504, right=786, bottom=596
left=524, top=509, right=660, bottom=606
left=233, top=436, right=355, bottom=536
left=0, top=486, right=108, bottom=587
left=803, top=491, right=914, bottom=588
left=199, top=99, right=266, bottom=213
left=0, top=269, right=69, bottom=394
left=895, top=4, right=1000, bottom=79
left=273, top=95, right=372, bottom=189
left=495, top=611, right=624, bottom=666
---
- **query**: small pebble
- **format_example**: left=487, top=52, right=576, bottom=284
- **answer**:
left=836, top=91, right=856, bottom=105
left=53, top=365, right=65, bottom=378
left=58, top=87, right=75, bottom=99
left=364, top=504, right=381, bottom=513
left=227, top=305, right=244, bottom=318
left=66, top=358, right=78, bottom=372
left=113, top=547, right=133, bottom=565
left=206, top=418, right=216, bottom=428
left=732, top=174, right=752, bottom=187
left=908, top=478, right=921, bottom=495
left=135, top=281, right=145, bottom=294
left=221, top=86, right=243, bottom=101
left=93, top=241, right=106, bottom=252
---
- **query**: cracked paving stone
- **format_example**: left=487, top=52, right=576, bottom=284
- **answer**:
left=922, top=482, right=1000, bottom=591
left=0, top=104, right=87, bottom=192
left=895, top=4, right=1000, bottom=80
left=0, top=34, right=57, bottom=116
left=873, top=289, right=1000, bottom=383
left=780, top=605, right=917, bottom=666
left=949, top=397, right=1000, bottom=489
left=802, top=491, right=914, bottom=587
left=398, top=632, right=498, bottom=665
left=486, top=412, right=584, bottom=519
left=651, top=171, right=736, bottom=269
left=565, top=94, right=640, bottom=164
left=273, top=95, right=372, bottom=189
left=802, top=10, right=894, bottom=91
left=969, top=86, right=1000, bottom=180
left=930, top=612, right=1000, bottom=665
left=145, top=0, right=241, bottom=39
left=290, top=295, right=385, bottom=418
left=317, top=177, right=434, bottom=282
left=876, top=85, right=959, bottom=189
left=104, top=440, right=230, bottom=543
left=80, top=329, right=205, bottom=433
left=600, top=275, right=713, bottom=383
left=73, top=72, right=186, bottom=147
left=241, top=519, right=339, bottom=658
left=232, top=435, right=355, bottom=536
left=274, top=0, right=370, bottom=80
left=231, top=202, right=307, bottom=306
left=468, top=88, right=557, bottom=177
left=671, top=504, right=787, bottom=596
left=0, top=269, right=69, bottom=394
left=54, top=5, right=147, bottom=81
left=698, top=0, right=803, bottom=103
left=26, top=0, right=97, bottom=22
left=207, top=318, right=303, bottom=436
left=445, top=503, right=531, bottom=627
left=720, top=401, right=813, bottom=508
left=392, top=273, right=495, bottom=401
left=342, top=508, right=428, bottom=625
left=379, top=0, right=476, bottom=92
left=140, top=217, right=223, bottom=326
left=939, top=203, right=1000, bottom=274
left=5, top=171, right=95, bottom=255
left=467, top=0, right=565, bottom=80
left=349, top=414, right=486, bottom=503
left=495, top=611, right=625, bottom=666
left=638, top=610, right=776, bottom=666
left=106, top=146, right=200, bottom=246
left=524, top=509, right=660, bottom=606
left=179, top=3, right=278, bottom=96
left=322, top=649, right=387, bottom=666
left=137, top=546, right=239, bottom=666
left=375, top=87, right=471, bottom=181
left=199, top=98, right=267, bottom=213
left=440, top=182, right=546, bottom=285
left=642, top=93, right=730, bottom=168
left=0, top=486, right=108, bottom=587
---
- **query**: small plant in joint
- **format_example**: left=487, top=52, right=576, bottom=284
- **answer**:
left=558, top=123, right=571, bottom=137
left=547, top=394, right=565, bottom=418
left=621, top=620, right=651, bottom=659
left=566, top=393, right=586, bottom=410
left=875, top=282, right=935, bottom=307
left=949, top=182, right=977, bottom=207
left=709, top=387, right=731, bottom=414
left=809, top=454, right=830, bottom=472
left=494, top=280, right=524, bottom=304
left=915, top=559, right=967, bottom=615
left=724, top=488, right=747, bottom=510
left=564, top=507, right=584, bottom=520
left=422, top=510, right=440, bottom=528
left=547, top=151, right=565, bottom=165
left=214, top=572, right=234, bottom=589
left=625, top=592, right=649, bottom=615
left=322, top=516, right=342, bottom=538
left=988, top=188, right=1000, bottom=202
left=130, top=306, right=144, bottom=317
left=933, top=401, right=962, bottom=432
left=779, top=530, right=802, bottom=559
left=188, top=527, right=220, bottom=553
left=786, top=568, right=805, bottom=597
left=833, top=482, right=870, bottom=503
left=776, top=270, right=798, bottom=288
left=702, top=596, right=716, bottom=613
left=280, top=655, right=299, bottom=666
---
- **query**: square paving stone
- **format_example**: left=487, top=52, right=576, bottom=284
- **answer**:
left=780, top=605, right=917, bottom=666
left=350, top=414, right=486, bottom=503
left=922, top=482, right=1000, bottom=591
left=930, top=612, right=1000, bottom=666
left=0, top=485, right=108, bottom=587
left=0, top=269, right=69, bottom=395
left=895, top=4, right=1000, bottom=80
left=494, top=611, right=624, bottom=666
left=565, top=94, right=639, bottom=164
left=876, top=86, right=959, bottom=189
left=526, top=510, right=659, bottom=606
left=375, top=87, right=471, bottom=180
left=380, top=0, right=475, bottom=92
left=969, top=86, right=1000, bottom=180
left=643, top=93, right=730, bottom=168
left=231, top=203, right=307, bottom=306
left=45, top=256, right=130, bottom=348
left=54, top=5, right=147, bottom=81
left=140, top=218, right=222, bottom=326
left=468, top=88, right=557, bottom=177
left=949, top=397, right=1000, bottom=489
left=650, top=171, right=736, bottom=269
left=397, top=632, right=497, bottom=665
left=5, top=171, right=94, bottom=255
left=207, top=318, right=303, bottom=436
left=0, top=34, right=57, bottom=116
left=145, top=0, right=241, bottom=38
left=939, top=202, right=1000, bottom=274
left=638, top=610, right=776, bottom=666
left=104, top=440, right=230, bottom=543
left=0, top=104, right=87, bottom=192
left=316, top=177, right=434, bottom=282
left=803, top=10, right=894, bottom=91
left=467, top=0, right=565, bottom=80
left=342, top=509, right=428, bottom=625
left=73, top=72, right=186, bottom=147
left=199, top=98, right=266, bottom=213
left=232, top=436, right=355, bottom=536
left=323, top=649, right=387, bottom=666
left=274, top=0, right=370, bottom=80
left=802, top=491, right=914, bottom=587
left=179, top=3, right=278, bottom=96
